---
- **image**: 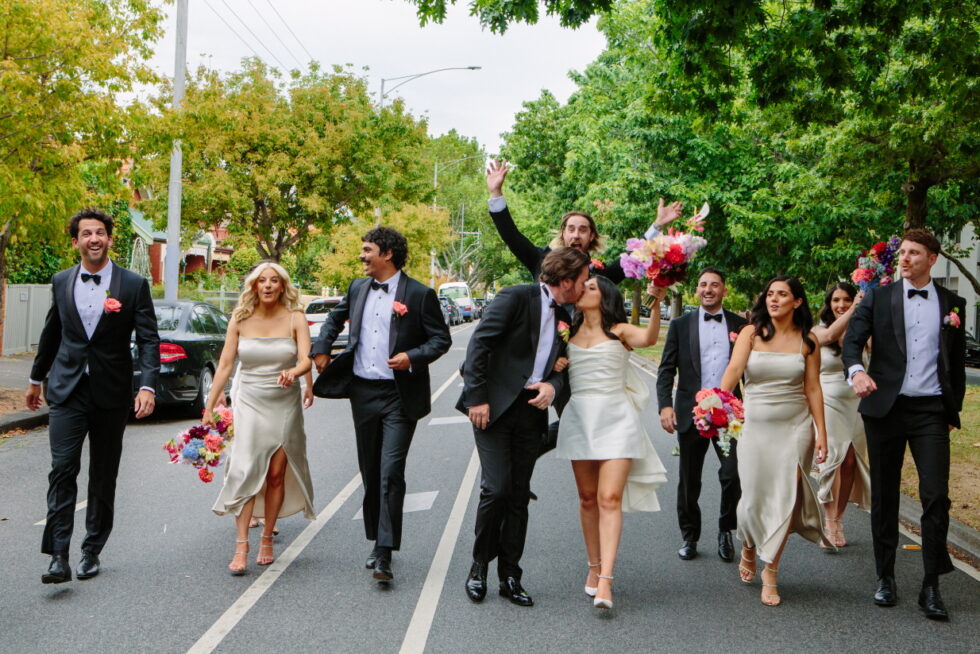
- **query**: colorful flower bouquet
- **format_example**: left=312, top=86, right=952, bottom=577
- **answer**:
left=851, top=237, right=899, bottom=292
left=619, top=203, right=709, bottom=287
left=163, top=406, right=234, bottom=483
left=692, top=388, right=744, bottom=457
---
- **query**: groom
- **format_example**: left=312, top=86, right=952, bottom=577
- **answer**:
left=843, top=228, right=966, bottom=621
left=457, top=247, right=589, bottom=606
left=657, top=267, right=746, bottom=562
left=26, top=208, right=160, bottom=584
left=312, top=226, right=450, bottom=584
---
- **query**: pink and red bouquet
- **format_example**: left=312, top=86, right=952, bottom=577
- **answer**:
left=619, top=205, right=708, bottom=287
left=163, top=406, right=234, bottom=483
left=851, top=236, right=899, bottom=292
left=692, top=388, right=744, bottom=456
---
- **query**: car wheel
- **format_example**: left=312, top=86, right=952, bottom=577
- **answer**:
left=191, top=366, right=214, bottom=417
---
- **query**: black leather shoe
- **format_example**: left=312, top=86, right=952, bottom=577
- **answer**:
left=465, top=561, right=488, bottom=602
left=498, top=577, right=533, bottom=607
left=874, top=576, right=897, bottom=607
left=373, top=556, right=393, bottom=583
left=678, top=541, right=698, bottom=560
left=42, top=554, right=71, bottom=584
left=918, top=584, right=949, bottom=621
left=718, top=532, right=734, bottom=562
left=77, top=552, right=100, bottom=580
left=365, top=547, right=382, bottom=570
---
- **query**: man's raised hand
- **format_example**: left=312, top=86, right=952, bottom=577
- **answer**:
left=655, top=198, right=684, bottom=228
left=486, top=159, right=508, bottom=198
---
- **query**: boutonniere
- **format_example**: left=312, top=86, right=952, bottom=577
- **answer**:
left=392, top=301, right=408, bottom=319
left=943, top=307, right=961, bottom=328
left=729, top=331, right=739, bottom=343
left=103, top=290, right=122, bottom=313
left=557, top=320, right=570, bottom=343
left=590, top=258, right=605, bottom=271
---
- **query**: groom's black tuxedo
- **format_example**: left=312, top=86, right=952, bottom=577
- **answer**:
left=31, top=261, right=159, bottom=557
left=656, top=308, right=746, bottom=544
left=842, top=280, right=966, bottom=580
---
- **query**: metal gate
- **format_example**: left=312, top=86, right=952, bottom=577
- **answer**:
left=3, top=284, right=52, bottom=354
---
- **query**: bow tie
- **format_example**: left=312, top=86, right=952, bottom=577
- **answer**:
left=907, top=288, right=928, bottom=300
left=704, top=313, right=723, bottom=323
left=370, top=281, right=389, bottom=293
left=81, top=273, right=101, bottom=285
left=549, top=300, right=560, bottom=311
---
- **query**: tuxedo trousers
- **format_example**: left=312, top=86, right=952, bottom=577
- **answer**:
left=863, top=395, right=953, bottom=578
left=41, top=375, right=130, bottom=556
left=349, top=377, right=417, bottom=551
left=676, top=425, right=741, bottom=542
left=472, top=389, right=545, bottom=580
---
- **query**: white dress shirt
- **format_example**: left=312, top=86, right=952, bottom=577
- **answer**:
left=847, top=278, right=942, bottom=396
left=528, top=284, right=558, bottom=387
left=698, top=307, right=729, bottom=389
left=353, top=271, right=401, bottom=381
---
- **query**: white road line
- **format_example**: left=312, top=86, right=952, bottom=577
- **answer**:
left=630, top=358, right=658, bottom=379
left=186, top=366, right=464, bottom=654
left=399, top=446, right=480, bottom=654
left=34, top=500, right=87, bottom=526
left=428, top=416, right=469, bottom=426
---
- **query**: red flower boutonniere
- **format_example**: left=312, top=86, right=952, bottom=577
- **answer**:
left=943, top=307, right=961, bottom=328
left=729, top=331, right=739, bottom=343
left=392, top=301, right=408, bottom=319
left=557, top=320, right=570, bottom=343
left=590, top=258, right=605, bottom=271
left=103, top=290, right=122, bottom=313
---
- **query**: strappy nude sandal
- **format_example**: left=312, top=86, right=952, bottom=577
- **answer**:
left=584, top=561, right=601, bottom=597
left=229, top=539, right=248, bottom=576
left=738, top=545, right=756, bottom=584
left=761, top=565, right=781, bottom=606
left=827, top=517, right=846, bottom=547
left=593, top=575, right=614, bottom=610
left=257, top=534, right=275, bottom=566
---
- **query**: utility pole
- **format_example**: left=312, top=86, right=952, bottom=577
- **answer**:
left=164, top=0, right=188, bottom=301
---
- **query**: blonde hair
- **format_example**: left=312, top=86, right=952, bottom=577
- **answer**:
left=232, top=261, right=302, bottom=323
left=547, top=211, right=606, bottom=254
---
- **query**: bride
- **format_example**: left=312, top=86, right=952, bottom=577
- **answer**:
left=555, top=276, right=668, bottom=611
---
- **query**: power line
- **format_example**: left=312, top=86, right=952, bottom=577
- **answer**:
left=202, top=0, right=264, bottom=62
left=245, top=0, right=303, bottom=68
left=219, top=0, right=290, bottom=71
left=263, top=0, right=315, bottom=63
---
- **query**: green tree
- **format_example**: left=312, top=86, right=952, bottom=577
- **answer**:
left=407, top=0, right=611, bottom=32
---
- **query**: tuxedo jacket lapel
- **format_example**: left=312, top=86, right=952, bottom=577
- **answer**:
left=64, top=264, right=88, bottom=340
left=349, top=279, right=370, bottom=349
left=890, top=282, right=907, bottom=359
left=529, top=285, right=542, bottom=358
left=936, top=283, right=951, bottom=374
left=724, top=310, right=740, bottom=354
left=687, top=312, right=702, bottom=382
left=90, top=262, right=122, bottom=341
left=389, top=274, right=409, bottom=356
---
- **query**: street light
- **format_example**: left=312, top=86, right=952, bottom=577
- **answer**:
left=379, top=66, right=481, bottom=108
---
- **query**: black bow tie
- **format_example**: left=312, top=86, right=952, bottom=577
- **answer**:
left=371, top=281, right=389, bottom=293
left=549, top=300, right=560, bottom=311
left=704, top=313, right=723, bottom=323
left=81, top=273, right=101, bottom=285
left=907, top=288, right=928, bottom=300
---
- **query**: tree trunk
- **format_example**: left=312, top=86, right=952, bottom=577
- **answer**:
left=940, top=248, right=980, bottom=296
left=631, top=283, right=641, bottom=325
left=0, top=219, right=11, bottom=356
left=902, top=163, right=933, bottom=230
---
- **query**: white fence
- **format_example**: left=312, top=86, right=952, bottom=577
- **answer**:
left=3, top=284, right=51, bottom=354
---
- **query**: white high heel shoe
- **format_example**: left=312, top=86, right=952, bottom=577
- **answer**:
left=593, top=575, right=614, bottom=610
left=584, top=561, right=600, bottom=597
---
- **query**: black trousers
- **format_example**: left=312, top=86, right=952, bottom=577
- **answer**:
left=676, top=425, right=741, bottom=542
left=472, top=390, right=545, bottom=580
left=863, top=395, right=953, bottom=579
left=349, top=377, right=417, bottom=551
left=41, top=376, right=130, bottom=556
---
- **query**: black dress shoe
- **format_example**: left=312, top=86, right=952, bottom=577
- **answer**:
left=465, top=561, right=488, bottom=602
left=373, top=556, right=393, bottom=583
left=718, top=532, right=734, bottom=563
left=498, top=577, right=533, bottom=607
left=42, top=554, right=71, bottom=584
left=678, top=541, right=698, bottom=560
left=918, top=584, right=949, bottom=621
left=365, top=547, right=382, bottom=570
left=77, top=552, right=100, bottom=580
left=874, top=576, right=897, bottom=607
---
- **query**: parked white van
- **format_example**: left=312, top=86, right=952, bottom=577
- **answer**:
left=438, top=282, right=475, bottom=322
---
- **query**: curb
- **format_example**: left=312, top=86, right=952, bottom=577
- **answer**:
left=0, top=407, right=49, bottom=433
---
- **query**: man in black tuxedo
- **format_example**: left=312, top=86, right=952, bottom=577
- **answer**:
left=312, top=226, right=450, bottom=583
left=843, top=229, right=966, bottom=621
left=457, top=247, right=590, bottom=607
left=25, top=208, right=160, bottom=584
left=657, top=268, right=746, bottom=563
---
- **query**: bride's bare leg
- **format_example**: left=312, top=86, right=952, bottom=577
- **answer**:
left=596, top=459, right=631, bottom=604
left=258, top=448, right=287, bottom=565
left=571, top=460, right=601, bottom=591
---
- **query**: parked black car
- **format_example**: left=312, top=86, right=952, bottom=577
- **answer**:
left=623, top=300, right=651, bottom=318
left=966, top=332, right=980, bottom=368
left=132, top=300, right=229, bottom=415
left=439, top=296, right=462, bottom=326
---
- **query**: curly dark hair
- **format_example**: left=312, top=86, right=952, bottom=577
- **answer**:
left=362, top=226, right=408, bottom=269
left=819, top=282, right=857, bottom=357
left=749, top=275, right=815, bottom=355
left=68, top=208, right=114, bottom=239
left=569, top=275, right=627, bottom=344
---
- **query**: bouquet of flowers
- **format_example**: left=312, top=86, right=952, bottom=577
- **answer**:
left=692, top=388, right=744, bottom=457
left=851, top=237, right=900, bottom=292
left=163, top=405, right=234, bottom=483
left=619, top=203, right=709, bottom=287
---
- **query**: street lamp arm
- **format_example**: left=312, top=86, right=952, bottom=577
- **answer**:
left=381, top=66, right=481, bottom=99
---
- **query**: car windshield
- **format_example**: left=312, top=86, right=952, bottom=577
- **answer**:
left=307, top=301, right=339, bottom=314
left=156, top=305, right=181, bottom=331
left=440, top=287, right=468, bottom=299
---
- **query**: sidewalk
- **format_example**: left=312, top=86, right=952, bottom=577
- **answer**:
left=0, top=353, right=49, bottom=432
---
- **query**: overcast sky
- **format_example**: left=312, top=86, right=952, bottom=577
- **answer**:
left=145, top=0, right=607, bottom=152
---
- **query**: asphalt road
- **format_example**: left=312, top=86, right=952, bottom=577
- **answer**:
left=1, top=320, right=978, bottom=654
